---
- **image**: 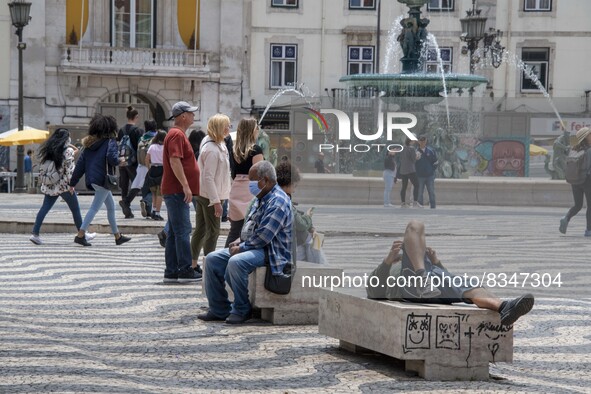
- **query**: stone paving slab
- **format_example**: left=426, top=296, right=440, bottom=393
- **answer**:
left=1, top=194, right=590, bottom=392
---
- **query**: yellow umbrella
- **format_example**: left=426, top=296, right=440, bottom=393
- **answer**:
left=0, top=128, right=49, bottom=146
left=529, top=144, right=548, bottom=156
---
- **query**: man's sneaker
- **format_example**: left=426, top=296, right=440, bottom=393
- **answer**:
left=559, top=216, right=569, bottom=234
left=29, top=234, right=43, bottom=245
left=585, top=230, right=591, bottom=237
left=178, top=269, right=202, bottom=283
left=225, top=311, right=253, bottom=324
left=384, top=203, right=394, bottom=207
left=157, top=231, right=167, bottom=247
left=401, top=202, right=408, bottom=208
left=414, top=202, right=424, bottom=208
left=500, top=293, right=534, bottom=327
left=74, top=236, right=91, bottom=247
left=163, top=274, right=178, bottom=283
left=85, top=232, right=97, bottom=241
left=198, top=311, right=228, bottom=322
left=140, top=200, right=148, bottom=218
left=115, top=234, right=131, bottom=245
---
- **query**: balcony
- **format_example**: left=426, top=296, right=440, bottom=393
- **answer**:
left=60, top=45, right=212, bottom=78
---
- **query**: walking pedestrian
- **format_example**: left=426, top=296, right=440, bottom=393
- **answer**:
left=145, top=130, right=166, bottom=221
left=69, top=114, right=131, bottom=246
left=117, top=105, right=143, bottom=218
left=225, top=118, right=263, bottom=247
left=132, top=119, right=157, bottom=218
left=191, top=114, right=231, bottom=270
left=559, top=127, right=591, bottom=236
left=30, top=128, right=95, bottom=245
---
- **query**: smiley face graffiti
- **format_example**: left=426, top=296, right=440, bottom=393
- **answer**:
left=405, top=313, right=431, bottom=350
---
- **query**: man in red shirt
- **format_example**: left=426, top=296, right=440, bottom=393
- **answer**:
left=162, top=101, right=201, bottom=283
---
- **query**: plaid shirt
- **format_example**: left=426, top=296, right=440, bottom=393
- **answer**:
left=239, top=185, right=292, bottom=274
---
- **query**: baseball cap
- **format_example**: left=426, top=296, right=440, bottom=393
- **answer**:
left=168, top=101, right=199, bottom=121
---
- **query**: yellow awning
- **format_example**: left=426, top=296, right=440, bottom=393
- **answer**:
left=0, top=128, right=49, bottom=146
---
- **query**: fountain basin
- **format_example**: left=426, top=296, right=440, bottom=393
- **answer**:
left=339, top=73, right=488, bottom=97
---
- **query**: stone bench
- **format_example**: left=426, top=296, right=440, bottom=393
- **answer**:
left=248, top=262, right=343, bottom=325
left=318, top=287, right=513, bottom=381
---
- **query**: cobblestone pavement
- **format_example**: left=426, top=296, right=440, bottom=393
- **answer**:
left=1, top=197, right=590, bottom=393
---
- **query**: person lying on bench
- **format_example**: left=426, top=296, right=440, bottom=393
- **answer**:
left=367, top=220, right=534, bottom=327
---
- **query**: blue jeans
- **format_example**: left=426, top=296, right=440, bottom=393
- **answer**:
left=383, top=170, right=395, bottom=205
left=162, top=198, right=195, bottom=236
left=81, top=184, right=119, bottom=234
left=417, top=175, right=436, bottom=208
left=163, top=193, right=193, bottom=276
left=33, top=192, right=83, bottom=235
left=204, top=248, right=266, bottom=318
left=222, top=199, right=228, bottom=218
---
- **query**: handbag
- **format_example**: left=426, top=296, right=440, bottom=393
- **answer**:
left=103, top=156, right=119, bottom=192
left=263, top=248, right=295, bottom=295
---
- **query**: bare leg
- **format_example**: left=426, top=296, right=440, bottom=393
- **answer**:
left=463, top=288, right=502, bottom=312
left=403, top=220, right=427, bottom=272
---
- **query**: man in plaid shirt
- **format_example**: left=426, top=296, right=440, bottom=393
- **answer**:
left=200, top=161, right=293, bottom=324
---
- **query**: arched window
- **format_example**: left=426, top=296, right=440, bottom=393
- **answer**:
left=112, top=0, right=154, bottom=48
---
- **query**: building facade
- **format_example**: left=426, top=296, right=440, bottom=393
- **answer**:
left=2, top=0, right=591, bottom=174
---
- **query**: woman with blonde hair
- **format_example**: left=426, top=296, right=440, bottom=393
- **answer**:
left=225, top=118, right=264, bottom=247
left=191, top=114, right=232, bottom=271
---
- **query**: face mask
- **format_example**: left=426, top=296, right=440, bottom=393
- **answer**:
left=249, top=180, right=263, bottom=196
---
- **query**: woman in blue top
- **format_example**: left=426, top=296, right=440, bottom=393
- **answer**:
left=69, top=114, right=131, bottom=246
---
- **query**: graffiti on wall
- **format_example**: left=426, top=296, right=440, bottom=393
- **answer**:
left=454, top=136, right=530, bottom=177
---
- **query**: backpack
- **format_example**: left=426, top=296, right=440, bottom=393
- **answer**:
left=565, top=150, right=589, bottom=185
left=137, top=132, right=155, bottom=166
left=118, top=128, right=137, bottom=167
left=38, top=160, right=61, bottom=186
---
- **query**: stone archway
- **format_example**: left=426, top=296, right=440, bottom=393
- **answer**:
left=97, top=91, right=168, bottom=130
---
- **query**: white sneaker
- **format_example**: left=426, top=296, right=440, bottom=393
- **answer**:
left=414, top=202, right=424, bottom=208
left=29, top=234, right=43, bottom=245
left=85, top=232, right=97, bottom=241
left=401, top=202, right=408, bottom=208
left=384, top=203, right=394, bottom=207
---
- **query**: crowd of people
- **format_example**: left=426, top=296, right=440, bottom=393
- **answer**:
left=27, top=101, right=555, bottom=329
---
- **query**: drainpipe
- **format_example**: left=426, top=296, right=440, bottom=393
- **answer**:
left=376, top=0, right=381, bottom=73
left=320, top=0, right=326, bottom=94
left=503, top=0, right=512, bottom=110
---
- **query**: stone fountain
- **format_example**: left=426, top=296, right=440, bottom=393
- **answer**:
left=337, top=0, right=488, bottom=178
left=340, top=0, right=487, bottom=98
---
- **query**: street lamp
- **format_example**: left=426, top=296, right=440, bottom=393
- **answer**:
left=8, top=0, right=32, bottom=193
left=460, top=0, right=504, bottom=74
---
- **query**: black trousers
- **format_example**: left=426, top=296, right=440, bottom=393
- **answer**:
left=399, top=172, right=419, bottom=203
left=118, top=165, right=137, bottom=201
left=566, top=179, right=591, bottom=230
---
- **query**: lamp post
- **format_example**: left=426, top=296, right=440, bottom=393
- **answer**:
left=460, top=0, right=504, bottom=74
left=8, top=0, right=32, bottom=193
